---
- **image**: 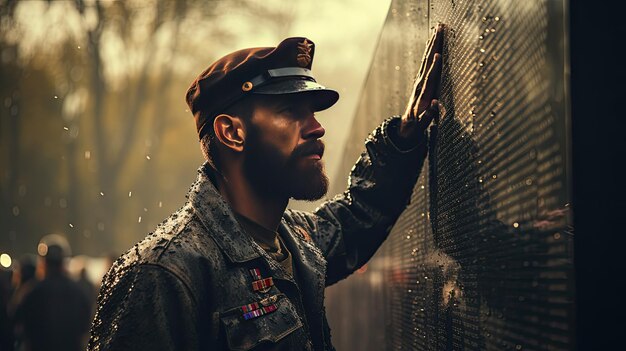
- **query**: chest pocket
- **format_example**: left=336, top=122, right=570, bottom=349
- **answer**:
left=220, top=294, right=304, bottom=351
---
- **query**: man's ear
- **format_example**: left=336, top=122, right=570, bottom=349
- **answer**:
left=213, top=114, right=246, bottom=152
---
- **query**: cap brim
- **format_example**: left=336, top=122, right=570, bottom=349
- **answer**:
left=253, top=79, right=339, bottom=112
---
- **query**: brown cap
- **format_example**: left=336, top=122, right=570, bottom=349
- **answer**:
left=185, top=37, right=340, bottom=139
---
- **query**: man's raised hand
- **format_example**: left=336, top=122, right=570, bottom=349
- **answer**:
left=399, top=23, right=445, bottom=139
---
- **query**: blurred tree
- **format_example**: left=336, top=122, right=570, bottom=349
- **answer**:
left=0, top=0, right=23, bottom=255
left=0, top=0, right=294, bottom=256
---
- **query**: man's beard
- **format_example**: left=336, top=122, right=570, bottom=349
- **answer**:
left=243, top=124, right=329, bottom=201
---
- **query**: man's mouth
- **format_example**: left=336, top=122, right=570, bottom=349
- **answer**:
left=298, top=141, right=325, bottom=160
left=305, top=154, right=322, bottom=160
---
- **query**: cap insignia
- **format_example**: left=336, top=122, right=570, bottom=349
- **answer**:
left=297, top=39, right=313, bottom=67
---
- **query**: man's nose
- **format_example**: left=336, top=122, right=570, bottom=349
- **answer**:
left=302, top=115, right=325, bottom=140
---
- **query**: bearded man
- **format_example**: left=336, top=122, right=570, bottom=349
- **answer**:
left=89, top=24, right=444, bottom=351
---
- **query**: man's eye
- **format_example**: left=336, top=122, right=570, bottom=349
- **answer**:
left=278, top=105, right=311, bottom=119
left=280, top=107, right=296, bottom=115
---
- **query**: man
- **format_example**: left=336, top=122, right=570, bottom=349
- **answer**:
left=89, top=24, right=444, bottom=350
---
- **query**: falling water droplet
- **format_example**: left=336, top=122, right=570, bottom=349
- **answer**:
left=63, top=127, right=69, bottom=131
left=158, top=201, right=163, bottom=208
left=69, top=223, right=74, bottom=228
left=513, top=222, right=519, bottom=228
left=138, top=216, right=142, bottom=223
left=146, top=155, right=151, bottom=160
left=54, top=95, right=58, bottom=99
left=100, top=192, right=104, bottom=196
left=128, top=191, right=132, bottom=197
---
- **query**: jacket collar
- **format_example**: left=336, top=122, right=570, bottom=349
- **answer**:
left=188, top=163, right=326, bottom=291
left=188, top=163, right=262, bottom=263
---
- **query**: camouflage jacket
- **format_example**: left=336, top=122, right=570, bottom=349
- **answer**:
left=88, top=116, right=428, bottom=351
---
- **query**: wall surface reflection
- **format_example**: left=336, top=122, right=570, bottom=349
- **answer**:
left=326, top=0, right=573, bottom=350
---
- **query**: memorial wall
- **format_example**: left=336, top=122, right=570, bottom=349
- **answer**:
left=325, top=0, right=573, bottom=350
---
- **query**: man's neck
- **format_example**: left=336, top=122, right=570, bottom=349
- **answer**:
left=215, top=170, right=288, bottom=231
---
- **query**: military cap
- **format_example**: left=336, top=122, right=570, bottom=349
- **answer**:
left=185, top=37, right=340, bottom=139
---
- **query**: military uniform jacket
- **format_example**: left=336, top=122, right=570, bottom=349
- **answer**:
left=88, top=117, right=428, bottom=351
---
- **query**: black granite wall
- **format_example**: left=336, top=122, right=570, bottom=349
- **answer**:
left=325, top=1, right=573, bottom=350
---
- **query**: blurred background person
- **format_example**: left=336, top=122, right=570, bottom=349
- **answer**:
left=1, top=265, right=14, bottom=351
left=12, top=235, right=91, bottom=351
left=76, top=265, right=97, bottom=318
left=4, top=254, right=37, bottom=350
left=9, top=254, right=37, bottom=311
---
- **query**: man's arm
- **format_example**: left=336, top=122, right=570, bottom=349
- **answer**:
left=88, top=264, right=200, bottom=351
left=285, top=24, right=445, bottom=286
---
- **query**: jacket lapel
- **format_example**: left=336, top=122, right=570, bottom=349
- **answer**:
left=188, top=163, right=261, bottom=263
